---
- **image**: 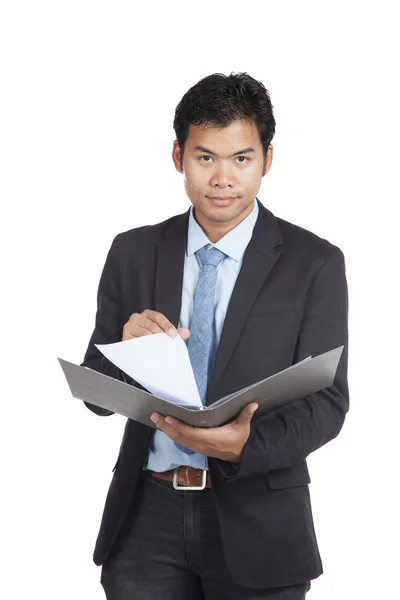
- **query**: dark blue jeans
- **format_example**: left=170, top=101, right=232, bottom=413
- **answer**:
left=101, top=472, right=311, bottom=599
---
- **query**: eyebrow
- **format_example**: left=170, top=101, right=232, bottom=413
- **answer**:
left=193, top=145, right=256, bottom=157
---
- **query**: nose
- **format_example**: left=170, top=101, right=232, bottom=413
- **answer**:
left=209, top=162, right=236, bottom=189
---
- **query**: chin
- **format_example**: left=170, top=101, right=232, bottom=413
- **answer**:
left=207, top=208, right=240, bottom=222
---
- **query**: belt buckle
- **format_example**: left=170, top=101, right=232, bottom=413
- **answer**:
left=173, top=468, right=207, bottom=491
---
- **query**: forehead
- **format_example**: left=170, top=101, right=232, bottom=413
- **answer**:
left=186, top=118, right=262, bottom=150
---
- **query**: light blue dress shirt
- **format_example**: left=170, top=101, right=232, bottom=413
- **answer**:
left=143, top=198, right=259, bottom=472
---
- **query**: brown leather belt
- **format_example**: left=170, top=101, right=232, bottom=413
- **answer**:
left=149, top=466, right=211, bottom=490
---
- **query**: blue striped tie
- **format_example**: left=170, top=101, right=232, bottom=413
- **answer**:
left=175, top=244, right=227, bottom=454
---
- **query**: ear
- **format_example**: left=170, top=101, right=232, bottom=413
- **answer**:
left=172, top=140, right=183, bottom=173
left=262, top=144, right=273, bottom=176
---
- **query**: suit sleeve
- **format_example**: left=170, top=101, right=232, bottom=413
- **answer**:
left=80, top=235, right=141, bottom=416
left=217, top=247, right=349, bottom=479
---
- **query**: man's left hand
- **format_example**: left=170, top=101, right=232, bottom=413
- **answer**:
left=150, top=402, right=259, bottom=462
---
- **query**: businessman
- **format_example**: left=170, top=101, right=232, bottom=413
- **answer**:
left=81, top=72, right=349, bottom=599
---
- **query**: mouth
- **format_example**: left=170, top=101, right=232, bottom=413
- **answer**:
left=207, top=196, right=237, bottom=207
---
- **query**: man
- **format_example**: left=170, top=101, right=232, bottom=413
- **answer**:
left=81, top=72, right=349, bottom=599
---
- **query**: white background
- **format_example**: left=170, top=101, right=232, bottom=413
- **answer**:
left=1, top=1, right=399, bottom=598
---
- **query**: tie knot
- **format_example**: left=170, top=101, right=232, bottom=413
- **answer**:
left=196, top=245, right=227, bottom=268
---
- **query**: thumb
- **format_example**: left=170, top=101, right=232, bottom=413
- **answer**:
left=236, top=402, right=259, bottom=425
left=178, top=327, right=190, bottom=341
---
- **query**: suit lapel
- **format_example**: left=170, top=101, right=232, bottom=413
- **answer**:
left=154, top=199, right=283, bottom=404
left=155, top=209, right=189, bottom=327
left=207, top=202, right=283, bottom=402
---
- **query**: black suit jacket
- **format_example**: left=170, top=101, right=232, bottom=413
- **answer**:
left=81, top=198, right=349, bottom=588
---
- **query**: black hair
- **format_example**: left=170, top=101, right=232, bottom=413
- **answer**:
left=173, top=72, right=276, bottom=165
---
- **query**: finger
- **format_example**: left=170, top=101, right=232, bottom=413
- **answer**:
left=177, top=327, right=190, bottom=340
left=149, top=414, right=182, bottom=443
left=235, top=403, right=259, bottom=425
left=122, top=324, right=153, bottom=341
left=150, top=413, right=199, bottom=443
left=151, top=413, right=189, bottom=434
left=143, top=310, right=178, bottom=338
left=124, top=312, right=166, bottom=338
left=122, top=312, right=160, bottom=340
left=140, top=318, right=166, bottom=335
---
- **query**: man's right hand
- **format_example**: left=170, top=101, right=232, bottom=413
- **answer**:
left=122, top=309, right=190, bottom=342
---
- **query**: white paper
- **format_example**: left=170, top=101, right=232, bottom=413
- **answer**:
left=95, top=333, right=202, bottom=408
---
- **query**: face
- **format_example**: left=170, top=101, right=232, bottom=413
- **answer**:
left=172, top=118, right=273, bottom=242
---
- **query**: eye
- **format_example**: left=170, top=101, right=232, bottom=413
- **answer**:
left=199, top=155, right=249, bottom=163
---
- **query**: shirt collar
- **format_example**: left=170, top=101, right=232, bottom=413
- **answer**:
left=186, top=198, right=259, bottom=262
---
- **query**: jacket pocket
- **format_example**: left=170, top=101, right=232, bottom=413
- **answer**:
left=249, top=298, right=295, bottom=317
left=266, top=461, right=311, bottom=490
